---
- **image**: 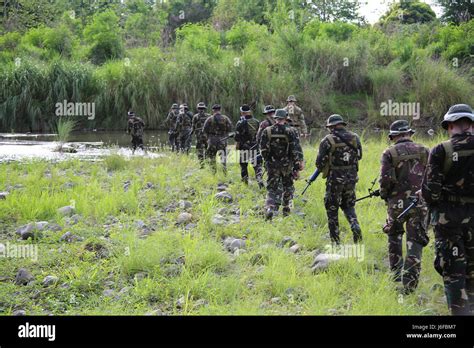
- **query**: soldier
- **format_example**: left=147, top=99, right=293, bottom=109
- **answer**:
left=260, top=109, right=304, bottom=220
left=421, top=104, right=474, bottom=315
left=379, top=120, right=430, bottom=294
left=235, top=104, right=264, bottom=188
left=176, top=103, right=194, bottom=154
left=203, top=104, right=233, bottom=174
left=165, top=103, right=179, bottom=151
left=283, top=95, right=308, bottom=138
left=316, top=114, right=362, bottom=245
left=126, top=111, right=145, bottom=154
left=256, top=105, right=276, bottom=144
left=192, top=102, right=211, bottom=168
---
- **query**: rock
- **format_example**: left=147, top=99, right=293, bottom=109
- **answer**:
left=61, top=182, right=75, bottom=190
left=211, top=214, right=226, bottom=225
left=0, top=192, right=9, bottom=199
left=193, top=299, right=208, bottom=308
left=223, top=237, right=246, bottom=252
left=103, top=289, right=115, bottom=297
left=217, top=207, right=227, bottom=215
left=228, top=215, right=240, bottom=224
left=163, top=202, right=178, bottom=213
left=278, top=236, right=296, bottom=248
left=145, top=309, right=165, bottom=316
left=289, top=244, right=301, bottom=254
left=60, top=145, right=77, bottom=153
left=12, top=310, right=26, bottom=316
left=42, top=275, right=59, bottom=287
left=123, top=180, right=131, bottom=192
left=176, top=212, right=193, bottom=225
left=184, top=223, right=196, bottom=231
left=144, top=182, right=155, bottom=190
left=84, top=242, right=109, bottom=259
left=15, top=268, right=33, bottom=285
left=35, top=221, right=49, bottom=231
left=59, top=231, right=82, bottom=243
left=16, top=223, right=36, bottom=240
left=214, top=191, right=233, bottom=203
left=271, top=297, right=281, bottom=304
left=58, top=205, right=75, bottom=217
left=311, top=253, right=343, bottom=273
left=134, top=272, right=148, bottom=282
left=179, top=200, right=193, bottom=210
left=66, top=214, right=81, bottom=225
left=47, top=223, right=63, bottom=232
left=135, top=220, right=146, bottom=229
left=176, top=296, right=186, bottom=309
left=233, top=248, right=246, bottom=256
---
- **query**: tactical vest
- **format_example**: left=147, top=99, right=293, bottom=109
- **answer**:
left=265, top=126, right=290, bottom=160
left=208, top=114, right=230, bottom=136
left=322, top=134, right=358, bottom=178
left=440, top=139, right=474, bottom=203
left=130, top=118, right=144, bottom=137
left=388, top=144, right=427, bottom=182
left=244, top=118, right=259, bottom=142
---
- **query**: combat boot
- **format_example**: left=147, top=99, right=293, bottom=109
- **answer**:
left=282, top=206, right=291, bottom=217
left=265, top=208, right=274, bottom=221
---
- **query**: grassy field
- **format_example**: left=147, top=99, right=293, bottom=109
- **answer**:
left=0, top=136, right=449, bottom=315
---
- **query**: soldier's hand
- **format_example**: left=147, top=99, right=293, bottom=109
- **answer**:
left=297, top=161, right=305, bottom=171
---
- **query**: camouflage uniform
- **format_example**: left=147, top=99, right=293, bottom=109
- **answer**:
left=203, top=106, right=233, bottom=174
left=260, top=109, right=303, bottom=217
left=127, top=113, right=145, bottom=151
left=235, top=112, right=263, bottom=186
left=256, top=108, right=276, bottom=144
left=316, top=115, right=362, bottom=244
left=176, top=106, right=194, bottom=154
left=283, top=96, right=308, bottom=136
left=165, top=105, right=179, bottom=151
left=192, top=106, right=211, bottom=166
left=421, top=104, right=474, bottom=315
left=379, top=123, right=430, bottom=293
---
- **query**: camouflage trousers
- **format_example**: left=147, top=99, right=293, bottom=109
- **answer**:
left=265, top=165, right=294, bottom=211
left=433, top=204, right=474, bottom=315
left=168, top=131, right=178, bottom=152
left=178, top=129, right=192, bottom=154
left=239, top=150, right=263, bottom=185
left=131, top=135, right=144, bottom=151
left=195, top=136, right=207, bottom=166
left=324, top=181, right=362, bottom=244
left=206, top=138, right=227, bottom=174
left=383, top=202, right=429, bottom=293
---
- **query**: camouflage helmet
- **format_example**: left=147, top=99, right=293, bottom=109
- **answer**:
left=441, top=104, right=474, bottom=130
left=240, top=104, right=251, bottom=113
left=389, top=120, right=415, bottom=139
left=326, top=114, right=346, bottom=127
left=273, top=109, right=288, bottom=119
left=263, top=105, right=276, bottom=114
left=197, top=102, right=207, bottom=110
left=179, top=103, right=188, bottom=110
left=171, top=103, right=179, bottom=109
left=211, top=104, right=221, bottom=111
left=127, top=111, right=135, bottom=117
left=286, top=95, right=297, bottom=102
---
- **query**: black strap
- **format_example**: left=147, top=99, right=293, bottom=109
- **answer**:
left=332, top=131, right=358, bottom=152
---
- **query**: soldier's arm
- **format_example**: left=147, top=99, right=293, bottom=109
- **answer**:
left=260, top=130, right=269, bottom=161
left=379, top=150, right=394, bottom=200
left=315, top=137, right=330, bottom=170
left=357, top=135, right=363, bottom=160
left=299, top=111, right=308, bottom=135
left=421, top=145, right=445, bottom=205
left=289, top=129, right=304, bottom=163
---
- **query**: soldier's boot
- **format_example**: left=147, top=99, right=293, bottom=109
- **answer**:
left=265, top=207, right=275, bottom=221
left=352, top=227, right=363, bottom=244
left=402, top=240, right=423, bottom=294
left=242, top=176, right=249, bottom=185
left=388, top=234, right=404, bottom=283
left=282, top=206, right=291, bottom=217
left=327, top=210, right=340, bottom=245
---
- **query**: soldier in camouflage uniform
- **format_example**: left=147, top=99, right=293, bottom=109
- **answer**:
left=192, top=102, right=211, bottom=168
left=283, top=95, right=308, bottom=137
left=316, top=114, right=362, bottom=245
left=176, top=103, right=194, bottom=154
left=379, top=120, right=430, bottom=294
left=235, top=104, right=264, bottom=188
left=127, top=111, right=145, bottom=154
left=203, top=104, right=233, bottom=174
left=260, top=109, right=304, bottom=220
left=165, top=103, right=180, bottom=152
left=256, top=105, right=276, bottom=144
left=422, top=104, right=474, bottom=315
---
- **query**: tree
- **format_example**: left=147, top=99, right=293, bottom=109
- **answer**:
left=380, top=0, right=437, bottom=24
left=305, top=0, right=365, bottom=23
left=84, top=10, right=124, bottom=64
left=437, top=0, right=474, bottom=24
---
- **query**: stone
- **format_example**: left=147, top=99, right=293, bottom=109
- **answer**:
left=193, top=299, right=208, bottom=308
left=271, top=297, right=281, bottom=304
left=15, top=268, right=33, bottom=285
left=216, top=183, right=228, bottom=192
left=42, top=275, right=59, bottom=287
left=176, top=212, right=193, bottom=225
left=279, top=236, right=296, bottom=248
left=176, top=296, right=186, bottom=309
left=12, top=310, right=26, bottom=316
left=35, top=221, right=49, bottom=231
left=184, top=223, right=196, bottom=231
left=123, top=180, right=131, bottom=192
left=16, top=223, right=36, bottom=240
left=214, top=191, right=233, bottom=203
left=311, top=253, right=343, bottom=273
left=59, top=231, right=82, bottom=243
left=58, top=205, right=75, bottom=217
left=103, top=289, right=115, bottom=297
left=223, top=237, right=246, bottom=252
left=47, top=223, right=63, bottom=232
left=289, top=244, right=301, bottom=254
left=179, top=200, right=193, bottom=210
left=0, top=192, right=9, bottom=199
left=211, top=214, right=226, bottom=225
left=67, top=214, right=81, bottom=225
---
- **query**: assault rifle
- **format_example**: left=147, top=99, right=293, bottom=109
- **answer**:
left=301, top=168, right=321, bottom=196
left=355, top=176, right=380, bottom=202
left=219, top=132, right=235, bottom=142
left=396, top=197, right=419, bottom=220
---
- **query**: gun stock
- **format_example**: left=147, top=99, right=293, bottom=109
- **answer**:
left=301, top=169, right=321, bottom=196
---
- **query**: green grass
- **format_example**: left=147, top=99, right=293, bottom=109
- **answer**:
left=0, top=139, right=449, bottom=315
